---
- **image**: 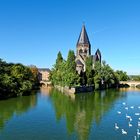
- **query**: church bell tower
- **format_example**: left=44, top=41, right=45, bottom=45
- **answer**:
left=76, top=25, right=91, bottom=60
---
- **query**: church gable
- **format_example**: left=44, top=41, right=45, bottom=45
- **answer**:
left=75, top=24, right=101, bottom=73
left=76, top=59, right=84, bottom=74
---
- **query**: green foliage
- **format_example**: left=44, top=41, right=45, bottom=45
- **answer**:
left=65, top=50, right=78, bottom=87
left=94, top=61, right=102, bottom=89
left=94, top=61, right=122, bottom=89
left=101, top=61, right=116, bottom=88
left=115, top=70, right=129, bottom=81
left=50, top=51, right=65, bottom=86
left=50, top=50, right=129, bottom=90
left=29, top=65, right=40, bottom=87
left=129, top=75, right=140, bottom=81
left=55, top=51, right=63, bottom=70
left=85, top=56, right=94, bottom=85
left=50, top=50, right=79, bottom=87
left=66, top=50, right=76, bottom=71
left=0, top=59, right=38, bottom=99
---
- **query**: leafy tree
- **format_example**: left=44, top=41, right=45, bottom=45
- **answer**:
left=29, top=65, right=40, bottom=87
left=94, top=61, right=102, bottom=89
left=94, top=61, right=119, bottom=89
left=85, top=56, right=94, bottom=86
left=55, top=51, right=63, bottom=70
left=115, top=70, right=129, bottom=81
left=50, top=50, right=79, bottom=87
left=50, top=51, right=64, bottom=86
left=79, top=71, right=86, bottom=86
left=65, top=50, right=78, bottom=87
left=129, top=75, right=140, bottom=81
left=0, top=59, right=38, bottom=99
left=50, top=50, right=129, bottom=90
left=101, top=61, right=114, bottom=88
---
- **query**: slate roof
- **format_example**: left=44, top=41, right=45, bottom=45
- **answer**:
left=95, top=49, right=101, bottom=56
left=76, top=59, right=84, bottom=66
left=38, top=68, right=51, bottom=72
left=77, top=25, right=90, bottom=45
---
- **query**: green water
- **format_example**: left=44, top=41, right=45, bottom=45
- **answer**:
left=0, top=88, right=140, bottom=140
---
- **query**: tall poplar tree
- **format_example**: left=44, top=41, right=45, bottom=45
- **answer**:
left=65, top=50, right=78, bottom=87
left=85, top=56, right=94, bottom=86
left=50, top=51, right=64, bottom=85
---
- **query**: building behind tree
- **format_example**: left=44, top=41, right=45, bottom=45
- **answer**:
left=76, top=25, right=101, bottom=74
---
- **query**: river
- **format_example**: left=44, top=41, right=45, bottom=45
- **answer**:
left=0, top=87, right=140, bottom=140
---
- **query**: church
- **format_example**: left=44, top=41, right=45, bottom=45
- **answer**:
left=75, top=25, right=101, bottom=74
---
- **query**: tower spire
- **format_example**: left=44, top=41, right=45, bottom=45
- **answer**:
left=77, top=24, right=90, bottom=45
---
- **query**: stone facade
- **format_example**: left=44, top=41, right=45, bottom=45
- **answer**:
left=76, top=25, right=101, bottom=74
left=38, top=68, right=50, bottom=81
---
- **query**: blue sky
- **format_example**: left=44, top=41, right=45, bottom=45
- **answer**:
left=0, top=0, right=140, bottom=75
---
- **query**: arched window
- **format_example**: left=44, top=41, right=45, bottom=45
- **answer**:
left=84, top=50, right=87, bottom=54
left=79, top=49, right=83, bottom=54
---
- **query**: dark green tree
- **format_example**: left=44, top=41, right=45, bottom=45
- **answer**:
left=56, top=51, right=63, bottom=70
left=50, top=51, right=65, bottom=86
left=94, top=61, right=102, bottom=89
left=0, top=59, right=38, bottom=99
left=65, top=50, right=78, bottom=87
left=94, top=61, right=119, bottom=89
left=85, top=56, right=94, bottom=86
left=115, top=70, right=129, bottom=81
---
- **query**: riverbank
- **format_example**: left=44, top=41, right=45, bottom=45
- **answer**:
left=54, top=83, right=140, bottom=95
left=55, top=85, right=94, bottom=94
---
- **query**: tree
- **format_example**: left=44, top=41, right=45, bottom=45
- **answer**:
left=115, top=70, right=129, bottom=81
left=50, top=50, right=80, bottom=87
left=55, top=51, right=63, bottom=70
left=85, top=56, right=94, bottom=86
left=0, top=59, right=38, bottom=99
left=29, top=65, right=40, bottom=87
left=50, top=51, right=64, bottom=86
left=94, top=61, right=119, bottom=89
left=94, top=61, right=102, bottom=89
left=50, top=50, right=127, bottom=90
left=65, top=50, right=78, bottom=87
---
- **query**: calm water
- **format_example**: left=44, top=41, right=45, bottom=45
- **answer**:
left=0, top=88, right=140, bottom=140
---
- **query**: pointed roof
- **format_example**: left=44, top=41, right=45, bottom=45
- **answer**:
left=95, top=49, right=101, bottom=56
left=77, top=25, right=90, bottom=45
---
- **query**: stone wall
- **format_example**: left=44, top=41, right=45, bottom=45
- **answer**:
left=38, top=70, right=50, bottom=81
left=75, top=86, right=94, bottom=93
left=55, top=86, right=75, bottom=94
left=55, top=85, right=94, bottom=94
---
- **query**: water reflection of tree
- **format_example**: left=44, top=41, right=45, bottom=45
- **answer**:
left=50, top=89, right=124, bottom=140
left=0, top=91, right=37, bottom=130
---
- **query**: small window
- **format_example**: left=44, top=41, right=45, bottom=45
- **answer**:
left=84, top=50, right=87, bottom=53
left=79, top=49, right=83, bottom=54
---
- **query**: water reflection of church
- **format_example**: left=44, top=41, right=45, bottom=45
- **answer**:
left=50, top=89, right=124, bottom=140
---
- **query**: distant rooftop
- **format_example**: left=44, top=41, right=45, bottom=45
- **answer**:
left=38, top=68, right=51, bottom=72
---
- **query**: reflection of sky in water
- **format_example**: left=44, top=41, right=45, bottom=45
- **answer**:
left=98, top=90, right=140, bottom=140
left=0, top=88, right=140, bottom=140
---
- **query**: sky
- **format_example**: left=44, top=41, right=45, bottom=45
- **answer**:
left=0, top=0, right=140, bottom=75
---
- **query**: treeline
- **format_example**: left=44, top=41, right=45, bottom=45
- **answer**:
left=50, top=50, right=129, bottom=90
left=0, top=59, right=39, bottom=99
left=129, top=75, right=140, bottom=81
